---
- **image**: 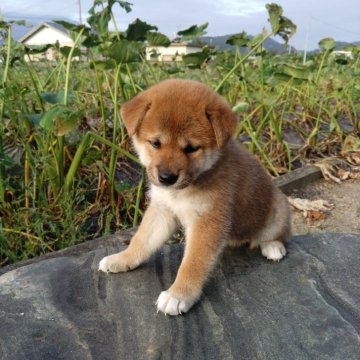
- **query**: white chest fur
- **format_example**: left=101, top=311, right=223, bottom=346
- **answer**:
left=150, top=185, right=211, bottom=227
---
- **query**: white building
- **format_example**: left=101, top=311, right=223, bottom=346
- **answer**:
left=145, top=42, right=203, bottom=62
left=333, top=50, right=353, bottom=59
left=19, top=22, right=74, bottom=61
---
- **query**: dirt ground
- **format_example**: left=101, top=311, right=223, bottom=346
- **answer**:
left=290, top=178, right=360, bottom=235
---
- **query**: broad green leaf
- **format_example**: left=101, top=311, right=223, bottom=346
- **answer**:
left=56, top=119, right=80, bottom=137
left=275, top=63, right=312, bottom=81
left=266, top=3, right=282, bottom=33
left=343, top=45, right=358, bottom=52
left=147, top=48, right=161, bottom=59
left=125, top=18, right=157, bottom=41
left=42, top=90, right=74, bottom=105
left=22, top=113, right=42, bottom=126
left=53, top=21, right=89, bottom=35
left=59, top=46, right=82, bottom=58
left=177, top=23, right=208, bottom=41
left=108, top=0, right=133, bottom=13
left=182, top=48, right=210, bottom=68
left=266, top=3, right=296, bottom=44
left=165, top=67, right=184, bottom=75
left=0, top=19, right=27, bottom=27
left=59, top=90, right=75, bottom=104
left=40, top=92, right=59, bottom=104
left=91, top=0, right=132, bottom=13
left=335, top=57, right=349, bottom=65
left=103, top=40, right=141, bottom=63
left=304, top=60, right=315, bottom=67
left=232, top=102, right=249, bottom=113
left=81, top=34, right=101, bottom=48
left=147, top=32, right=171, bottom=47
left=53, top=20, right=78, bottom=31
left=116, top=0, right=133, bottom=13
left=9, top=20, right=27, bottom=26
left=23, top=44, right=53, bottom=55
left=90, top=59, right=116, bottom=70
left=277, top=16, right=296, bottom=43
left=226, top=32, right=249, bottom=47
left=87, top=0, right=132, bottom=38
left=87, top=7, right=111, bottom=38
left=40, top=105, right=82, bottom=136
left=318, top=37, right=336, bottom=51
left=248, top=34, right=264, bottom=48
left=271, top=71, right=294, bottom=84
left=39, top=109, right=57, bottom=131
left=68, top=28, right=90, bottom=43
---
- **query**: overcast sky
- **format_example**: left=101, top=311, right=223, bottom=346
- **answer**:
left=1, top=0, right=360, bottom=50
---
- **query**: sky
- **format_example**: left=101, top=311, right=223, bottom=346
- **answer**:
left=1, top=0, right=360, bottom=50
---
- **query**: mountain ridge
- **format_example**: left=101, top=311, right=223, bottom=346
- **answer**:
left=2, top=24, right=359, bottom=52
left=200, top=34, right=294, bottom=53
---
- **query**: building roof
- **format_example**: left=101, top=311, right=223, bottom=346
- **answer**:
left=19, top=22, right=69, bottom=44
left=146, top=42, right=203, bottom=49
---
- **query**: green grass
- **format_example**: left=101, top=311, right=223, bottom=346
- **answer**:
left=0, top=2, right=359, bottom=266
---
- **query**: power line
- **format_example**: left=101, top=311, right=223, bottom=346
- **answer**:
left=310, top=16, right=360, bottom=36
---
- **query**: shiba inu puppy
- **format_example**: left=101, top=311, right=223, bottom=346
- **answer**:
left=99, top=79, right=291, bottom=315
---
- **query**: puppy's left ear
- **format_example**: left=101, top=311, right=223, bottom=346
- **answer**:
left=206, top=98, right=238, bottom=148
left=121, top=93, right=151, bottom=137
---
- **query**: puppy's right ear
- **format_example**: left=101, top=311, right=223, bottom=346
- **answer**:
left=120, top=93, right=151, bottom=136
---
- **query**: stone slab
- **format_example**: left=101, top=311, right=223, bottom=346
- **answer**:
left=274, top=166, right=323, bottom=195
left=0, top=233, right=359, bottom=360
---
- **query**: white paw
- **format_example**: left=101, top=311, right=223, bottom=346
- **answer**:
left=98, top=253, right=130, bottom=273
left=260, top=241, right=286, bottom=261
left=156, top=291, right=194, bottom=316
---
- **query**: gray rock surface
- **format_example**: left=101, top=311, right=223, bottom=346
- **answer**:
left=0, top=233, right=359, bottom=360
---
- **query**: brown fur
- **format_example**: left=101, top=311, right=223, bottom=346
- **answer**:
left=99, top=79, right=291, bottom=315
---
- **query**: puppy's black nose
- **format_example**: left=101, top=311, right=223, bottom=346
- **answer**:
left=158, top=172, right=179, bottom=186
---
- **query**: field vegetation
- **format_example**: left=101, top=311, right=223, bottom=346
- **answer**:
left=0, top=1, right=359, bottom=265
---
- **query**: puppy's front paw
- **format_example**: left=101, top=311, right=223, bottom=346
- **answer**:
left=98, top=252, right=132, bottom=273
left=156, top=291, right=195, bottom=316
left=260, top=241, right=286, bottom=261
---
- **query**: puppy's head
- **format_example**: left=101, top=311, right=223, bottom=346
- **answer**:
left=121, top=79, right=237, bottom=189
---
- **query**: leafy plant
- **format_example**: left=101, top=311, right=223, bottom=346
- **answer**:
left=0, top=2, right=359, bottom=266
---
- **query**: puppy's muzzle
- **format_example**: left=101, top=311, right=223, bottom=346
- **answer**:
left=158, top=171, right=179, bottom=186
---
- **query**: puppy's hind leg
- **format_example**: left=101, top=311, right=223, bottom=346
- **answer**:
left=260, top=241, right=287, bottom=262
left=253, top=191, right=291, bottom=262
left=99, top=204, right=177, bottom=273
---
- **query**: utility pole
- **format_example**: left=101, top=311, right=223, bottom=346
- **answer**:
left=78, top=0, right=82, bottom=24
left=303, top=17, right=311, bottom=65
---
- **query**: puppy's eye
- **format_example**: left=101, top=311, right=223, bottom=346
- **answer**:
left=149, top=140, right=161, bottom=149
left=184, top=144, right=201, bottom=154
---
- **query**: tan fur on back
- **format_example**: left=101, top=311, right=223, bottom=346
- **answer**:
left=98, top=79, right=291, bottom=315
